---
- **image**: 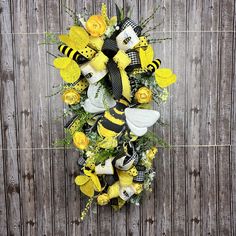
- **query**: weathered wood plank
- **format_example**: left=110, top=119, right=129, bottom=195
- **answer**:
left=0, top=2, right=9, bottom=235
left=216, top=0, right=235, bottom=235
left=152, top=0, right=173, bottom=235
left=45, top=1, right=68, bottom=235
left=231, top=11, right=236, bottom=234
left=169, top=0, right=187, bottom=235
left=0, top=122, right=7, bottom=234
left=60, top=1, right=82, bottom=235
left=11, top=0, right=37, bottom=235
left=0, top=0, right=22, bottom=235
left=27, top=0, right=53, bottom=235
left=200, top=0, right=220, bottom=235
left=185, top=1, right=202, bottom=235
left=231, top=5, right=236, bottom=235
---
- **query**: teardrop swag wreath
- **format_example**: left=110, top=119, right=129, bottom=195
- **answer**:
left=47, top=4, right=176, bottom=220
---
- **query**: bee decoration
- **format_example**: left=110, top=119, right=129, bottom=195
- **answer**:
left=58, top=44, right=88, bottom=64
left=123, top=36, right=132, bottom=45
left=83, top=83, right=160, bottom=138
left=146, top=58, right=161, bottom=75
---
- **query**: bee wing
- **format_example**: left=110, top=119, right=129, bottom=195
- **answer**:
left=60, top=60, right=81, bottom=83
left=125, top=108, right=160, bottom=136
left=59, top=27, right=89, bottom=51
left=83, top=83, right=116, bottom=113
left=126, top=119, right=147, bottom=136
left=53, top=57, right=71, bottom=69
left=69, top=26, right=89, bottom=49
left=83, top=99, right=108, bottom=113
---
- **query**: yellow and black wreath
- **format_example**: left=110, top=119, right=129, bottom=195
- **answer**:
left=48, top=3, right=176, bottom=220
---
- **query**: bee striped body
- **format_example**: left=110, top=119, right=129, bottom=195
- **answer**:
left=58, top=44, right=88, bottom=64
left=147, top=59, right=161, bottom=73
left=97, top=97, right=130, bottom=138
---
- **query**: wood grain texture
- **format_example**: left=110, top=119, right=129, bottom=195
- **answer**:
left=11, top=0, right=36, bottom=235
left=0, top=0, right=235, bottom=235
left=1, top=0, right=22, bottom=235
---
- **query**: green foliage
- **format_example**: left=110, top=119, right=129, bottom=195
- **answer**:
left=136, top=131, right=169, bottom=152
left=93, top=148, right=116, bottom=165
left=63, top=5, right=81, bottom=25
left=53, top=128, right=73, bottom=147
left=41, top=32, right=60, bottom=45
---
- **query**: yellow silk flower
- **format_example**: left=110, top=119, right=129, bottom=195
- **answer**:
left=73, top=131, right=89, bottom=150
left=75, top=169, right=102, bottom=197
left=62, top=88, right=80, bottom=105
left=135, top=87, right=153, bottom=104
left=86, top=15, right=107, bottom=37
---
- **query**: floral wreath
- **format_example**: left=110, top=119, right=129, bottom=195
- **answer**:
left=49, top=4, right=176, bottom=220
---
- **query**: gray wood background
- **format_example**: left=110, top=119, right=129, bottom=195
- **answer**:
left=0, top=0, right=235, bottom=235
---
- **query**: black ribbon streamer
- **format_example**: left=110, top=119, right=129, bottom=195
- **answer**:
left=102, top=38, right=123, bottom=100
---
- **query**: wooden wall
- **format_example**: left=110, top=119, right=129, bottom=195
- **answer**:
left=0, top=0, right=235, bottom=235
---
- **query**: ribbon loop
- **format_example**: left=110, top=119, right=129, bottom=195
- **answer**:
left=121, top=17, right=142, bottom=36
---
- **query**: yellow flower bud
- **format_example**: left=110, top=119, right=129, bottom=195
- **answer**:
left=86, top=15, right=107, bottom=37
left=132, top=183, right=143, bottom=194
left=62, top=88, right=80, bottom=105
left=73, top=131, right=89, bottom=150
left=127, top=166, right=138, bottom=176
left=135, top=87, right=152, bottom=104
left=97, top=193, right=110, bottom=206
left=146, top=147, right=158, bottom=161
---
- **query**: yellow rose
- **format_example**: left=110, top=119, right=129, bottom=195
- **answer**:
left=86, top=15, right=107, bottom=37
left=73, top=131, right=89, bottom=150
left=135, top=87, right=152, bottom=104
left=97, top=193, right=110, bottom=206
left=146, top=147, right=158, bottom=161
left=62, top=89, right=80, bottom=105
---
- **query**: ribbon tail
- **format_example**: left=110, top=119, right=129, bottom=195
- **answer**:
left=107, top=59, right=123, bottom=100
